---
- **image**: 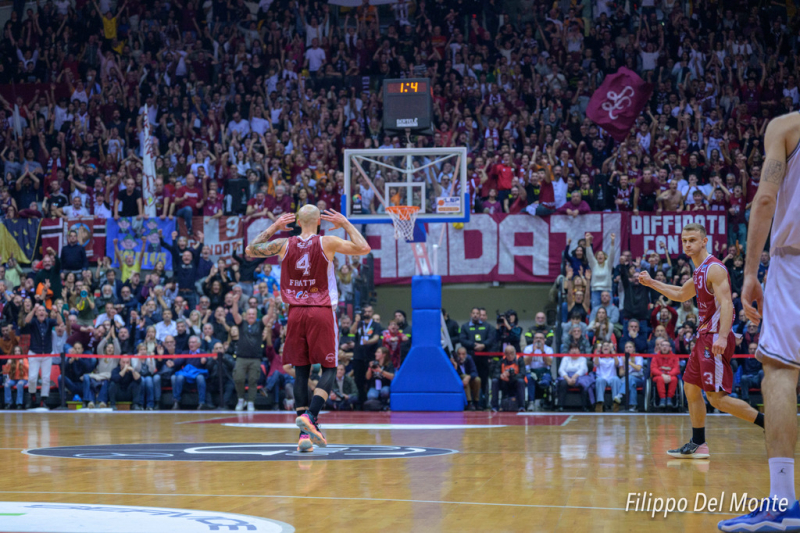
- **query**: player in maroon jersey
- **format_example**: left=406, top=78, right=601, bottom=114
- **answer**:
left=639, top=223, right=764, bottom=459
left=245, top=205, right=370, bottom=452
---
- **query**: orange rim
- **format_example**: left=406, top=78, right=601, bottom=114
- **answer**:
left=386, top=206, right=420, bottom=221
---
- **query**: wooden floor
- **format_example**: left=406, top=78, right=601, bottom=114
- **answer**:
left=0, top=410, right=785, bottom=532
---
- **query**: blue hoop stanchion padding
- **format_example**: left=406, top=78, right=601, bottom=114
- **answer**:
left=409, top=221, right=427, bottom=243
left=390, top=276, right=466, bottom=411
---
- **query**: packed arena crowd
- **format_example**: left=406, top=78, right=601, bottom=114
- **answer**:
left=0, top=0, right=785, bottom=411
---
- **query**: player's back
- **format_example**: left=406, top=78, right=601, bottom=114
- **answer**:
left=280, top=234, right=337, bottom=307
left=774, top=113, right=800, bottom=255
left=693, top=254, right=730, bottom=334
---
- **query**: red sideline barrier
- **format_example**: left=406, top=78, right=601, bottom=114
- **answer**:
left=0, top=353, right=217, bottom=360
left=474, top=352, right=757, bottom=359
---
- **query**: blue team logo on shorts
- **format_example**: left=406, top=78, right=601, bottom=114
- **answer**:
left=703, top=349, right=711, bottom=359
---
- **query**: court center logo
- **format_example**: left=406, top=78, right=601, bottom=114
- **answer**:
left=24, top=443, right=457, bottom=462
left=0, top=502, right=293, bottom=532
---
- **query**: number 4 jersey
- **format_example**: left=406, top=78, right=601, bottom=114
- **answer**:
left=280, top=234, right=338, bottom=307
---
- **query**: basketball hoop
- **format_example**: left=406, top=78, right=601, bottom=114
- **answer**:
left=386, top=206, right=420, bottom=241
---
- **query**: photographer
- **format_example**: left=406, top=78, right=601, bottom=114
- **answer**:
left=490, top=345, right=526, bottom=412
left=366, top=346, right=394, bottom=407
left=351, top=305, right=381, bottom=406
left=495, top=310, right=522, bottom=352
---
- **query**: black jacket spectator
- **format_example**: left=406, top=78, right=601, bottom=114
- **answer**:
left=619, top=332, right=649, bottom=355
left=60, top=243, right=88, bottom=271
left=459, top=320, right=496, bottom=355
left=232, top=250, right=267, bottom=282
left=23, top=315, right=57, bottom=354
left=619, top=266, right=652, bottom=322
left=64, top=357, right=95, bottom=383
left=111, top=364, right=139, bottom=389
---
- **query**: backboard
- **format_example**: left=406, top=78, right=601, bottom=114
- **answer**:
left=342, top=147, right=470, bottom=224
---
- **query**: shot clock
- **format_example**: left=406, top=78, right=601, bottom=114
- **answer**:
left=382, top=78, right=433, bottom=135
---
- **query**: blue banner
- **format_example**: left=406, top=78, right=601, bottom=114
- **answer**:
left=106, top=218, right=176, bottom=270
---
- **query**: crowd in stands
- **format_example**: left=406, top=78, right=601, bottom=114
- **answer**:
left=0, top=0, right=788, bottom=410
left=443, top=227, right=768, bottom=412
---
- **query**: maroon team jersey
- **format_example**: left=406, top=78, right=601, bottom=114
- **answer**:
left=693, top=254, right=730, bottom=334
left=280, top=234, right=337, bottom=307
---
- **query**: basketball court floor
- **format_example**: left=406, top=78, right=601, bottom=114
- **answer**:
left=0, top=410, right=779, bottom=532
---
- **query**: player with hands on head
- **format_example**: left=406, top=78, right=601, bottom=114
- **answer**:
left=246, top=206, right=370, bottom=452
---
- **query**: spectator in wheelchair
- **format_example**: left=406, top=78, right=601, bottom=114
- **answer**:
left=523, top=331, right=553, bottom=412
left=651, top=338, right=681, bottom=410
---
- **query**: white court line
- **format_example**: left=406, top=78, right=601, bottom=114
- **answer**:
left=0, top=490, right=742, bottom=516
left=222, top=423, right=506, bottom=430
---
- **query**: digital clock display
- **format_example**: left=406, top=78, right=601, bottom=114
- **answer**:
left=386, top=81, right=429, bottom=94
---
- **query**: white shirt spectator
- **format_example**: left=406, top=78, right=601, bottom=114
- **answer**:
left=626, top=356, right=645, bottom=378
left=392, top=0, right=410, bottom=25
left=784, top=85, right=799, bottom=106
left=155, top=320, right=178, bottom=342
left=227, top=118, right=251, bottom=137
left=190, top=157, right=211, bottom=177
left=251, top=116, right=270, bottom=135
left=16, top=49, right=39, bottom=70
left=559, top=356, right=588, bottom=378
left=54, top=0, right=70, bottom=15
left=95, top=313, right=125, bottom=328
left=305, top=24, right=325, bottom=47
left=71, top=88, right=89, bottom=104
left=640, top=51, right=659, bottom=71
left=304, top=47, right=326, bottom=72
left=678, top=183, right=712, bottom=204
left=270, top=106, right=283, bottom=125
left=63, top=205, right=89, bottom=218
left=95, top=202, right=113, bottom=219
left=595, top=356, right=622, bottom=381
left=523, top=343, right=553, bottom=369
left=139, top=105, right=158, bottom=126
left=54, top=105, right=73, bottom=131
left=553, top=177, right=569, bottom=209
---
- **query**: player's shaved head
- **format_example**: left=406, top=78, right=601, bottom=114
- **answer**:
left=297, top=204, right=320, bottom=229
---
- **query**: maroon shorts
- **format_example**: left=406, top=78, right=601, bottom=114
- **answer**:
left=682, top=330, right=735, bottom=393
left=283, top=306, right=339, bottom=368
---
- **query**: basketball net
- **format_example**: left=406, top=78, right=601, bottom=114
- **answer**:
left=386, top=206, right=433, bottom=276
left=386, top=206, right=419, bottom=241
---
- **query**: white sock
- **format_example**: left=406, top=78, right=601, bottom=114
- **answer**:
left=769, top=458, right=796, bottom=505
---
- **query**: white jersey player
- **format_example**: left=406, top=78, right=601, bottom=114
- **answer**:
left=719, top=112, right=800, bottom=531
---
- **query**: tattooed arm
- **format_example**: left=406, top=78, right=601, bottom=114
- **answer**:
left=247, top=238, right=288, bottom=258
left=245, top=213, right=295, bottom=258
left=742, top=114, right=792, bottom=324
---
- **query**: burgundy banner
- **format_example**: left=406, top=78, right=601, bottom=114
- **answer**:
left=627, top=211, right=727, bottom=259
left=41, top=217, right=106, bottom=262
left=368, top=211, right=728, bottom=284
left=368, top=213, right=626, bottom=284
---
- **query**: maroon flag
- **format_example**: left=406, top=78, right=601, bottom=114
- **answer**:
left=586, top=67, right=653, bottom=142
